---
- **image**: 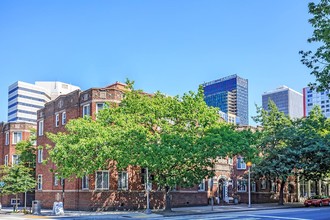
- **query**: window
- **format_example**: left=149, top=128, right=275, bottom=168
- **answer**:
left=62, top=112, right=66, bottom=125
left=271, top=181, right=277, bottom=192
left=237, top=179, right=247, bottom=192
left=4, top=155, right=8, bottom=166
left=198, top=180, right=205, bottom=191
left=38, top=120, right=44, bottom=136
left=118, top=171, right=128, bottom=190
left=96, top=171, right=109, bottom=190
left=37, top=174, right=43, bottom=190
left=96, top=103, right=105, bottom=114
left=54, top=174, right=59, bottom=186
left=12, top=155, right=19, bottom=166
left=37, top=148, right=43, bottom=163
left=251, top=181, right=256, bottom=192
left=11, top=198, right=20, bottom=205
left=83, top=104, right=90, bottom=117
left=261, top=179, right=267, bottom=189
left=82, top=175, right=89, bottom=190
left=12, top=132, right=22, bottom=144
left=208, top=178, right=214, bottom=191
left=55, top=114, right=59, bottom=127
left=228, top=157, right=233, bottom=165
left=5, top=132, right=9, bottom=145
left=237, top=157, right=246, bottom=170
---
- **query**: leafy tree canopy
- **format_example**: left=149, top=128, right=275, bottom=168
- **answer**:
left=300, top=0, right=330, bottom=92
left=0, top=164, right=36, bottom=211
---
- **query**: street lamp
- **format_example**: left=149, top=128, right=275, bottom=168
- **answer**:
left=246, top=161, right=252, bottom=208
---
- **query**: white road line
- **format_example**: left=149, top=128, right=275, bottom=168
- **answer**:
left=248, top=214, right=311, bottom=220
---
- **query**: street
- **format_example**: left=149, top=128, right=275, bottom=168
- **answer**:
left=158, top=207, right=330, bottom=220
left=1, top=207, right=330, bottom=220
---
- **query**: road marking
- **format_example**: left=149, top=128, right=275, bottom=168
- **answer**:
left=248, top=214, right=311, bottom=220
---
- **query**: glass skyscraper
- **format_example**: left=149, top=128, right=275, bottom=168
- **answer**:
left=202, top=74, right=249, bottom=125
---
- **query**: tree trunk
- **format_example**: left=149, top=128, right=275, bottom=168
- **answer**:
left=164, top=186, right=172, bottom=212
left=278, top=180, right=286, bottom=205
left=15, top=194, right=18, bottom=212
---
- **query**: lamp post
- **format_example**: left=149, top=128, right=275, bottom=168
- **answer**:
left=246, top=161, right=252, bottom=208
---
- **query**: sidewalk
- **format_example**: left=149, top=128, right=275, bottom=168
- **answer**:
left=0, top=202, right=305, bottom=219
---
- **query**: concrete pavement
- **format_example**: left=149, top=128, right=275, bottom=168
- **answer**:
left=0, top=202, right=305, bottom=219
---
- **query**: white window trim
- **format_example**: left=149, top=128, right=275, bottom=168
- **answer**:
left=237, top=157, right=246, bottom=170
left=228, top=157, right=233, bottom=165
left=11, top=198, right=20, bottom=205
left=95, top=171, right=109, bottom=190
left=82, top=175, right=89, bottom=190
left=38, top=174, right=43, bottom=190
left=62, top=112, right=66, bottom=125
left=118, top=171, right=128, bottom=190
left=96, top=103, right=105, bottom=114
left=12, top=132, right=22, bottom=144
left=198, top=180, right=206, bottom=191
left=55, top=114, right=59, bottom=127
left=83, top=104, right=91, bottom=117
left=237, top=179, right=247, bottom=192
left=37, top=148, right=43, bottom=163
left=12, top=155, right=19, bottom=166
left=261, top=179, right=267, bottom=190
left=54, top=173, right=59, bottom=186
left=252, top=181, right=256, bottom=192
left=4, top=155, right=8, bottom=166
left=38, top=120, right=44, bottom=136
left=5, top=132, right=9, bottom=145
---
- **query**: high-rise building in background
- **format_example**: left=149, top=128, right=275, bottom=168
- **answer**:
left=303, top=87, right=330, bottom=118
left=262, top=85, right=303, bottom=119
left=203, top=74, right=249, bottom=125
left=8, top=81, right=80, bottom=123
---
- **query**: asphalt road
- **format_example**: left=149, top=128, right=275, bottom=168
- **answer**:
left=1, top=207, right=330, bottom=220
left=158, top=207, right=330, bottom=220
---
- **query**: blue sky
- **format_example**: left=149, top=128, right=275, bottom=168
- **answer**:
left=0, top=0, right=316, bottom=124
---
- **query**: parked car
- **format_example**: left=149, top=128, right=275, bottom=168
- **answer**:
left=304, top=195, right=330, bottom=207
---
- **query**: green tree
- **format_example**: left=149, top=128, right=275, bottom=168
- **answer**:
left=300, top=0, right=330, bottom=92
left=47, top=84, right=254, bottom=210
left=295, top=106, right=330, bottom=187
left=15, top=129, right=36, bottom=171
left=0, top=165, right=36, bottom=211
left=252, top=100, right=298, bottom=205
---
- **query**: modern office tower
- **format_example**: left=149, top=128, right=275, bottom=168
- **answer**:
left=8, top=81, right=80, bottom=123
left=303, top=87, right=330, bottom=118
left=262, top=85, right=303, bottom=119
left=203, top=74, right=249, bottom=125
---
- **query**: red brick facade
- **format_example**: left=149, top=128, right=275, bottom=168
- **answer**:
left=35, top=82, right=209, bottom=210
left=207, top=155, right=298, bottom=205
left=0, top=121, right=36, bottom=206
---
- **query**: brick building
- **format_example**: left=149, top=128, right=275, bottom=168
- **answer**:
left=0, top=121, right=36, bottom=206
left=35, top=82, right=209, bottom=210
left=207, top=156, right=299, bottom=205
